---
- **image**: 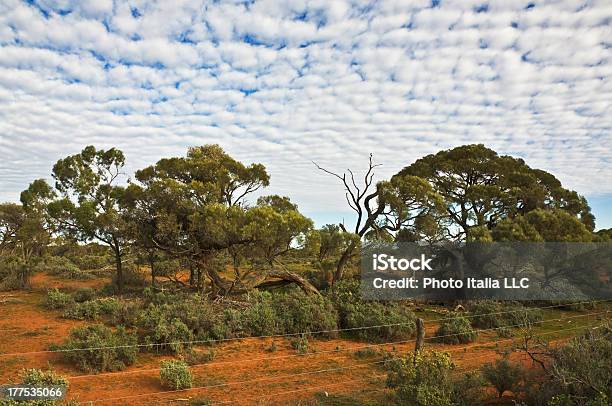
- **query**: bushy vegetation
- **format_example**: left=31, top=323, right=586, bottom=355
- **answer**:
left=481, top=358, right=524, bottom=398
left=290, top=335, right=309, bottom=354
left=0, top=255, right=28, bottom=291
left=434, top=314, right=477, bottom=344
left=160, top=360, right=193, bottom=390
left=468, top=301, right=543, bottom=329
left=386, top=350, right=484, bottom=406
left=0, top=369, right=69, bottom=406
left=73, top=287, right=96, bottom=302
left=55, top=325, right=137, bottom=372
left=62, top=298, right=121, bottom=320
left=522, top=325, right=612, bottom=406
left=36, top=256, right=92, bottom=280
left=329, top=279, right=415, bottom=342
left=44, top=288, right=73, bottom=309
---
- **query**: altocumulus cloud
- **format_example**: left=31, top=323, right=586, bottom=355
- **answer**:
left=0, top=0, right=610, bottom=226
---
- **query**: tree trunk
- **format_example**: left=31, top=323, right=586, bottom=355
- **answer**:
left=113, top=244, right=123, bottom=294
left=334, top=240, right=357, bottom=284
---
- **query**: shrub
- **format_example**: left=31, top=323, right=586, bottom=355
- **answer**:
left=56, top=325, right=137, bottom=372
left=62, top=298, right=121, bottom=320
left=290, top=335, right=309, bottom=354
left=386, top=350, right=455, bottom=406
left=434, top=314, right=477, bottom=344
left=0, top=255, right=29, bottom=290
left=481, top=358, right=524, bottom=398
left=0, top=369, right=70, bottom=406
left=138, top=305, right=194, bottom=354
left=110, top=300, right=143, bottom=327
left=524, top=325, right=612, bottom=405
left=73, top=287, right=96, bottom=303
left=44, top=289, right=74, bottom=309
left=19, top=368, right=68, bottom=386
left=37, top=256, right=92, bottom=280
left=354, top=347, right=378, bottom=358
left=242, top=292, right=277, bottom=336
left=329, top=279, right=415, bottom=342
left=69, top=254, right=109, bottom=270
left=160, top=360, right=192, bottom=390
left=468, top=301, right=543, bottom=329
left=271, top=290, right=338, bottom=336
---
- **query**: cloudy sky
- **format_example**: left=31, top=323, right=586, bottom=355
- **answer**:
left=0, top=0, right=610, bottom=229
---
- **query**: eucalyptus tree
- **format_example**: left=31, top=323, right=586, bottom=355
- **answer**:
left=0, top=202, right=49, bottom=288
left=394, top=144, right=595, bottom=241
left=34, top=146, right=131, bottom=292
left=124, top=144, right=319, bottom=294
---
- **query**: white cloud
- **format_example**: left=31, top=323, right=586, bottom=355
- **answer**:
left=0, top=0, right=611, bottom=227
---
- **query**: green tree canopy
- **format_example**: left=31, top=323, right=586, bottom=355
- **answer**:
left=395, top=144, right=595, bottom=241
left=31, top=146, right=130, bottom=292
left=124, top=145, right=318, bottom=295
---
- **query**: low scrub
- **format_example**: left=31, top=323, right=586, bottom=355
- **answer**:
left=137, top=304, right=195, bottom=354
left=386, top=350, right=485, bottom=406
left=468, top=301, right=543, bottom=329
left=44, top=289, right=74, bottom=309
left=36, top=256, right=93, bottom=280
left=271, top=290, right=338, bottom=337
left=329, top=280, right=415, bottom=342
left=434, top=314, right=477, bottom=344
left=160, top=360, right=192, bottom=390
left=0, top=369, right=70, bottom=406
left=62, top=298, right=121, bottom=320
left=481, top=358, right=524, bottom=398
left=55, top=325, right=137, bottom=372
left=73, top=287, right=96, bottom=303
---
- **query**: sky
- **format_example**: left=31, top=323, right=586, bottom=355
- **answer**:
left=0, top=0, right=610, bottom=229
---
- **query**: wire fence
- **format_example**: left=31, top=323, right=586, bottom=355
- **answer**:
left=82, top=317, right=607, bottom=404
left=0, top=299, right=606, bottom=358
left=66, top=309, right=607, bottom=380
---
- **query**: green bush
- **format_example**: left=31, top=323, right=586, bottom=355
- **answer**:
left=69, top=254, right=110, bottom=270
left=290, top=335, right=309, bottom=354
left=62, top=298, right=120, bottom=320
left=44, top=289, right=74, bottom=309
left=0, top=369, right=70, bottom=406
left=271, top=290, right=338, bottom=336
left=481, top=358, right=524, bottom=398
left=160, top=360, right=192, bottom=390
left=329, top=279, right=415, bottom=342
left=434, top=314, right=477, bottom=344
left=56, top=325, right=137, bottom=372
left=110, top=300, right=143, bottom=327
left=0, top=255, right=29, bottom=290
left=73, top=287, right=96, bottom=303
left=524, top=325, right=612, bottom=406
left=386, top=350, right=455, bottom=406
left=36, top=256, right=92, bottom=280
left=242, top=292, right=277, bottom=336
left=19, top=368, right=68, bottom=386
left=468, top=301, right=543, bottom=329
left=386, top=351, right=485, bottom=406
left=137, top=304, right=194, bottom=354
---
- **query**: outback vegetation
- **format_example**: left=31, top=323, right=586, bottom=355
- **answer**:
left=0, top=143, right=610, bottom=405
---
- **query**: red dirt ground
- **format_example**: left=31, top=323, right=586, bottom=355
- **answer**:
left=0, top=273, right=605, bottom=405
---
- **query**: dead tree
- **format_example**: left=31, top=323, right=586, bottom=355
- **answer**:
left=313, top=154, right=384, bottom=283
